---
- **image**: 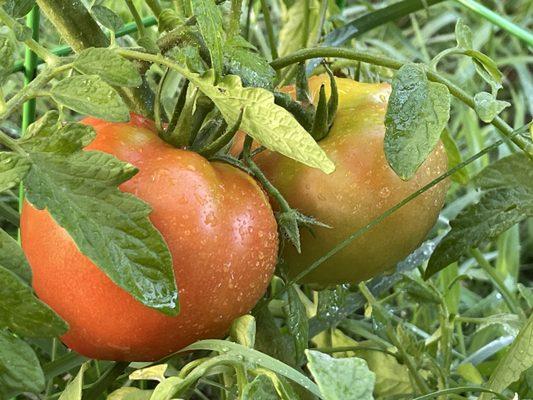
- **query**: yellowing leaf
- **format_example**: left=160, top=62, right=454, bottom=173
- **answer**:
left=188, top=71, right=335, bottom=173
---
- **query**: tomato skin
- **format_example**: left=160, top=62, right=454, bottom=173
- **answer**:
left=20, top=115, right=278, bottom=361
left=243, top=76, right=449, bottom=285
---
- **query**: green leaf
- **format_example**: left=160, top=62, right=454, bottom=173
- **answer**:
left=51, top=75, right=130, bottom=122
left=427, top=154, right=533, bottom=277
left=0, top=152, right=31, bottom=194
left=0, top=264, right=68, bottom=337
left=91, top=5, right=124, bottom=31
left=278, top=0, right=320, bottom=58
left=455, top=18, right=473, bottom=49
left=74, top=48, right=142, bottom=87
left=305, top=350, right=375, bottom=400
left=384, top=63, right=450, bottom=180
left=286, top=286, right=309, bottom=364
left=0, top=228, right=31, bottom=283
left=23, top=151, right=179, bottom=315
left=242, top=375, right=279, bottom=400
left=473, top=92, right=510, bottom=123
left=0, top=329, right=45, bottom=398
left=191, top=0, right=225, bottom=80
left=58, top=363, right=88, bottom=400
left=479, top=314, right=533, bottom=400
left=21, top=111, right=95, bottom=154
left=316, top=285, right=350, bottom=325
left=0, top=34, right=15, bottom=79
left=187, top=70, right=334, bottom=173
left=3, top=0, right=35, bottom=17
left=181, top=340, right=321, bottom=397
left=224, top=36, right=276, bottom=88
left=230, top=314, right=256, bottom=348
left=440, top=129, right=468, bottom=184
left=254, top=306, right=297, bottom=367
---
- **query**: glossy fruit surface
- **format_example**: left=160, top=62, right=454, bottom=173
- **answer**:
left=21, top=114, right=278, bottom=361
left=247, top=76, right=449, bottom=285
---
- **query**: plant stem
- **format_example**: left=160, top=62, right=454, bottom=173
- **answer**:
left=145, top=0, right=164, bottom=18
left=18, top=5, right=40, bottom=215
left=470, top=248, right=525, bottom=319
left=36, top=0, right=109, bottom=51
left=270, top=47, right=533, bottom=156
left=242, top=136, right=292, bottom=214
left=125, top=0, right=147, bottom=38
left=10, top=17, right=158, bottom=74
left=455, top=0, right=533, bottom=46
left=259, top=0, right=278, bottom=61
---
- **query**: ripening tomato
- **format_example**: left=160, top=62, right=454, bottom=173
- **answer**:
left=21, top=114, right=278, bottom=361
left=236, top=75, right=449, bottom=285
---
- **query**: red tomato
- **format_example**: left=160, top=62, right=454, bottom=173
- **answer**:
left=21, top=114, right=278, bottom=361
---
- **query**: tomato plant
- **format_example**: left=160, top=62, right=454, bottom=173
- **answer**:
left=0, top=0, right=531, bottom=399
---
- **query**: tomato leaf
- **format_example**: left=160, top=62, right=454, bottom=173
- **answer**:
left=74, top=48, right=142, bottom=87
left=3, top=0, right=35, bottom=17
left=20, top=114, right=178, bottom=314
left=305, top=349, right=375, bottom=400
left=385, top=63, right=450, bottom=180
left=473, top=92, right=510, bottom=123
left=190, top=0, right=225, bottom=80
left=0, top=264, right=68, bottom=337
left=0, top=152, right=31, bottom=193
left=188, top=70, right=335, bottom=173
left=0, top=329, right=45, bottom=398
left=0, top=34, right=15, bottom=81
left=426, top=154, right=533, bottom=278
left=21, top=111, right=95, bottom=154
left=51, top=75, right=130, bottom=122
left=91, top=5, right=124, bottom=32
left=224, top=36, right=276, bottom=89
left=58, top=363, right=88, bottom=400
left=242, top=375, right=279, bottom=400
left=0, top=228, right=31, bottom=283
left=285, top=286, right=309, bottom=365
left=23, top=149, right=179, bottom=315
left=479, top=313, right=533, bottom=400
